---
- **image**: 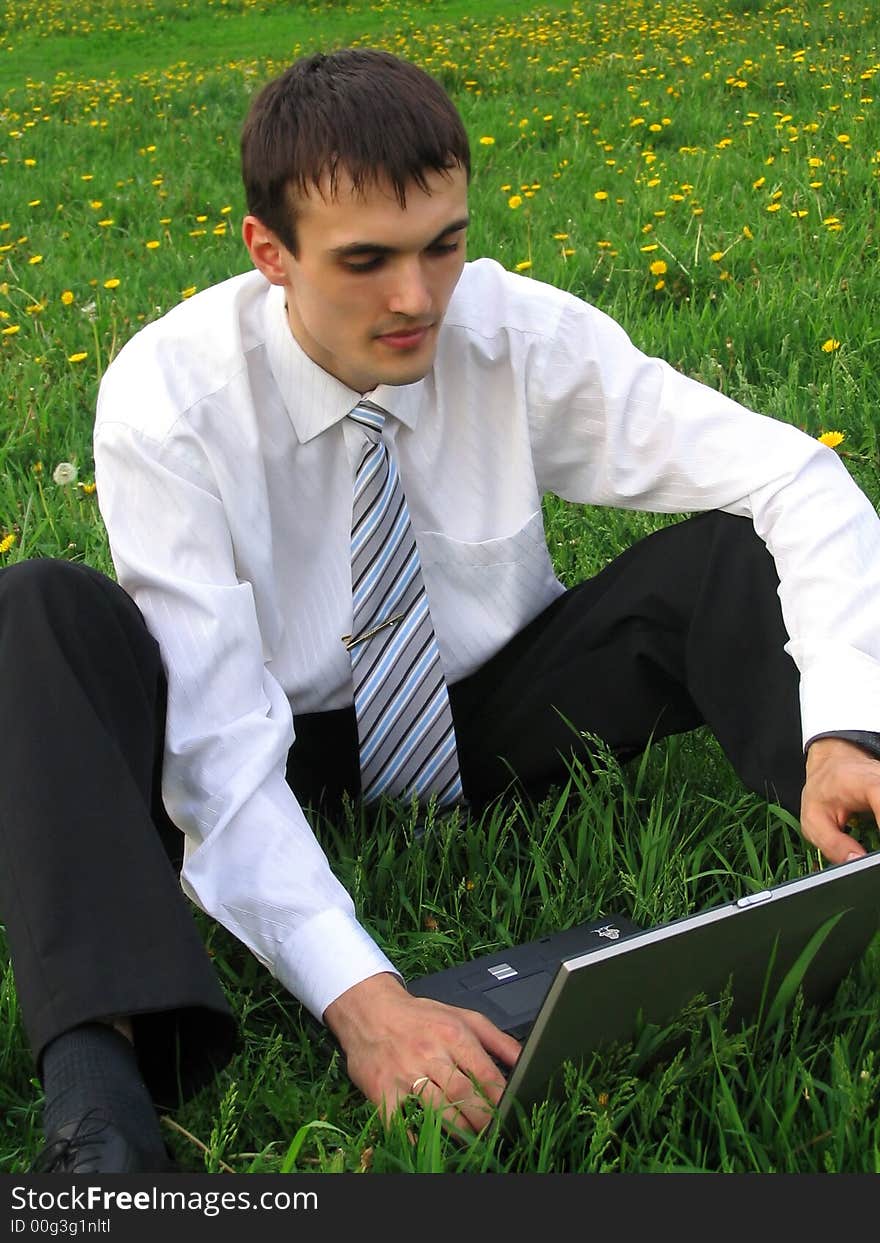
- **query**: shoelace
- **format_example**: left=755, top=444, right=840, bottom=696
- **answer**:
left=30, top=1110, right=115, bottom=1173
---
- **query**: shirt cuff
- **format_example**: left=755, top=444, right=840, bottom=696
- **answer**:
left=797, top=647, right=880, bottom=747
left=805, top=730, right=880, bottom=761
left=272, top=906, right=402, bottom=1023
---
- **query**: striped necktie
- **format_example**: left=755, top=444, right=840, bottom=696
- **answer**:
left=345, top=399, right=463, bottom=807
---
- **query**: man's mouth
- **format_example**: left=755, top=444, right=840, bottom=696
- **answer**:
left=376, top=325, right=432, bottom=349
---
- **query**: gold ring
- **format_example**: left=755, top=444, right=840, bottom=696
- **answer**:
left=410, top=1075, right=431, bottom=1095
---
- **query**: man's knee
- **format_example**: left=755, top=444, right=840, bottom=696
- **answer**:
left=0, top=557, right=151, bottom=644
left=0, top=556, right=105, bottom=603
left=681, top=511, right=777, bottom=581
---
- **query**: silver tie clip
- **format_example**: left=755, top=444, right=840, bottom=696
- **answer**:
left=341, top=612, right=405, bottom=652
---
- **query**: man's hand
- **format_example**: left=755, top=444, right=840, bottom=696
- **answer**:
left=323, top=972, right=521, bottom=1136
left=800, top=737, right=880, bottom=863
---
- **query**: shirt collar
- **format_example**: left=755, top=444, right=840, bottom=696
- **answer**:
left=263, top=280, right=424, bottom=443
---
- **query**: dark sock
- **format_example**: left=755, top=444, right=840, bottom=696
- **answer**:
left=41, top=1022, right=165, bottom=1155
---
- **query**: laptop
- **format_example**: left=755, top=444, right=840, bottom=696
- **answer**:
left=407, top=852, right=880, bottom=1128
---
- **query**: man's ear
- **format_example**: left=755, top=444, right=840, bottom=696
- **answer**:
left=242, top=215, right=290, bottom=285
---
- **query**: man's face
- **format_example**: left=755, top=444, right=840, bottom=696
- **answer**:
left=271, top=165, right=469, bottom=393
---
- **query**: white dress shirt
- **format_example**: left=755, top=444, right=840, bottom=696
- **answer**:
left=93, top=258, right=880, bottom=1022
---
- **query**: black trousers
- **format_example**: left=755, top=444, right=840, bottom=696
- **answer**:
left=0, top=512, right=805, bottom=1107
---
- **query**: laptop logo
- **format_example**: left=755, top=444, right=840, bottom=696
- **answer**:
left=595, top=925, right=621, bottom=941
left=488, top=963, right=517, bottom=980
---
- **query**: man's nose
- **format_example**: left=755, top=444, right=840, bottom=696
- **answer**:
left=387, top=260, right=432, bottom=318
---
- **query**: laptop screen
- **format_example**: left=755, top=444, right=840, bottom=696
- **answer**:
left=497, top=852, right=880, bottom=1129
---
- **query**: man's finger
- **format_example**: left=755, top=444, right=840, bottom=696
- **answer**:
left=416, top=1071, right=496, bottom=1137
left=800, top=803, right=865, bottom=864
left=460, top=1007, right=522, bottom=1068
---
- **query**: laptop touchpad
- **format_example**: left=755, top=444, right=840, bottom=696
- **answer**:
left=485, top=971, right=554, bottom=1020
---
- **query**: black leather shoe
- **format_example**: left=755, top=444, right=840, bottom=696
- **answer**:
left=31, top=1110, right=177, bottom=1174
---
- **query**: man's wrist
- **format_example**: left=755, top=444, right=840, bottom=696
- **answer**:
left=323, top=971, right=407, bottom=1044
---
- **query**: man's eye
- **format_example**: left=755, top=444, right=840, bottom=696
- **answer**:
left=344, top=256, right=383, bottom=273
left=429, top=242, right=460, bottom=256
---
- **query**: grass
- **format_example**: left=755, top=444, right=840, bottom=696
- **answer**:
left=2, top=0, right=880, bottom=1173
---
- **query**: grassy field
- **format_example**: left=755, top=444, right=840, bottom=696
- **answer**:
left=1, top=0, right=879, bottom=1173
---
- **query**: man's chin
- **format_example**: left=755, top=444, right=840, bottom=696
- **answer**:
left=367, top=345, right=437, bottom=388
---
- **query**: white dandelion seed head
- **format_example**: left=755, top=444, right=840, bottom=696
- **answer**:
left=52, top=461, right=78, bottom=485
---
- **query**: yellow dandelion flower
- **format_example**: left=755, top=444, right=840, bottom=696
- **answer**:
left=479, top=136, right=495, bottom=145
left=743, top=225, right=754, bottom=239
left=654, top=279, right=666, bottom=291
left=68, top=351, right=88, bottom=363
left=145, top=240, right=160, bottom=250
left=766, top=203, right=782, bottom=212
left=103, top=278, right=120, bottom=289
left=0, top=533, right=16, bottom=554
left=817, top=430, right=845, bottom=448
left=61, top=290, right=74, bottom=305
left=220, top=205, right=232, bottom=215
left=98, top=219, right=114, bottom=227
left=28, top=254, right=43, bottom=264
left=837, top=134, right=851, bottom=144
left=649, top=259, right=668, bottom=276
left=508, top=195, right=523, bottom=209
left=594, top=191, right=608, bottom=201
left=80, top=482, right=97, bottom=495
left=553, top=233, right=569, bottom=240
left=821, top=339, right=841, bottom=353
left=515, top=260, right=532, bottom=272
left=753, top=176, right=766, bottom=189
left=710, top=251, right=724, bottom=261
left=181, top=286, right=197, bottom=299
left=640, top=243, right=659, bottom=252
left=1, top=325, right=21, bottom=335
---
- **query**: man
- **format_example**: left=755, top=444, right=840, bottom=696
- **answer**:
left=3, top=47, right=880, bottom=1173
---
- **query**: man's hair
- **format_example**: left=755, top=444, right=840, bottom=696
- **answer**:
left=241, top=48, right=471, bottom=253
